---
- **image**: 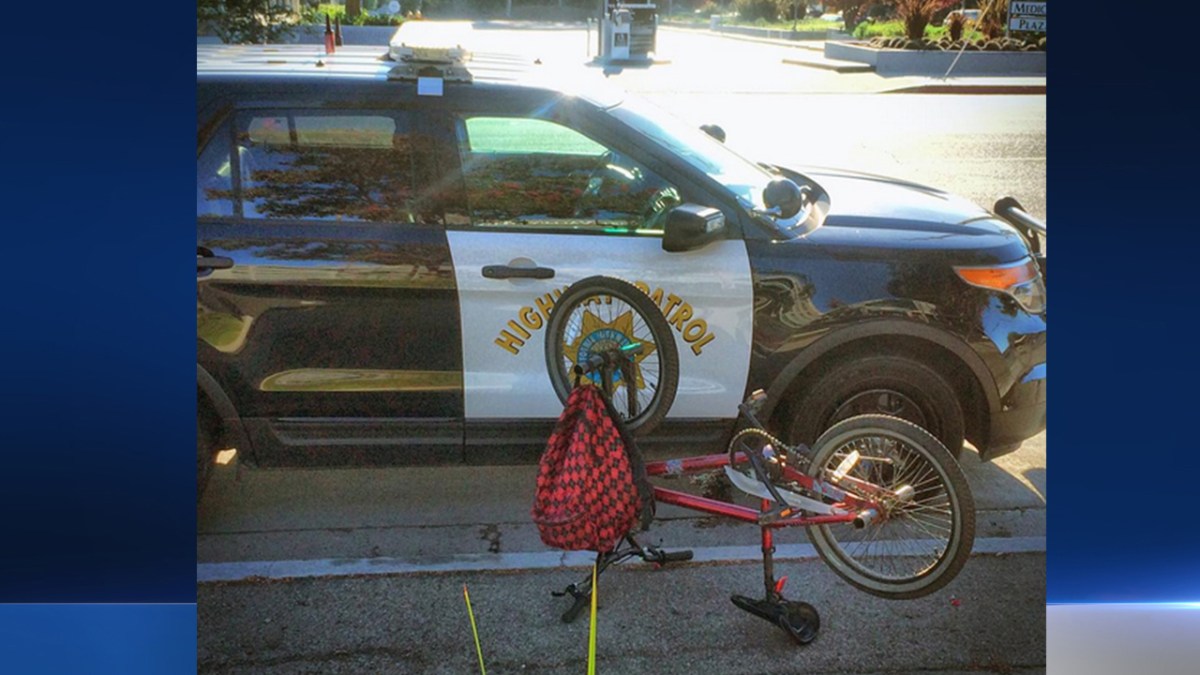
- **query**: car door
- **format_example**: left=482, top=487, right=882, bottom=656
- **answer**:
left=420, top=98, right=755, bottom=457
left=196, top=102, right=464, bottom=465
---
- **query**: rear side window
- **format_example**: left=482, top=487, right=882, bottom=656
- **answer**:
left=236, top=111, right=417, bottom=223
left=197, top=121, right=234, bottom=218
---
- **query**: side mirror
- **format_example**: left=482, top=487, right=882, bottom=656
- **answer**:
left=762, top=178, right=805, bottom=219
left=700, top=124, right=726, bottom=143
left=662, top=204, right=726, bottom=253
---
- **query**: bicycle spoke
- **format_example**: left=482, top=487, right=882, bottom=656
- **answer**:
left=816, top=431, right=959, bottom=582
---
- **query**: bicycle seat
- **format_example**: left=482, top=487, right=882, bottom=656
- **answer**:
left=731, top=594, right=820, bottom=645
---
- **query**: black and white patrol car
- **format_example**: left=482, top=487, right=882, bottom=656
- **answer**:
left=196, top=28, right=1046, bottom=491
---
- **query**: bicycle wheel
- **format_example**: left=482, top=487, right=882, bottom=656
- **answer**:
left=805, top=415, right=975, bottom=599
left=544, top=276, right=680, bottom=436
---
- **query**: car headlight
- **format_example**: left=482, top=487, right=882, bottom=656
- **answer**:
left=954, top=258, right=1046, bottom=314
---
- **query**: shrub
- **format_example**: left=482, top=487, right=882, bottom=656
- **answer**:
left=866, top=3, right=895, bottom=20
left=946, top=10, right=964, bottom=41
left=734, top=0, right=782, bottom=22
left=300, top=3, right=347, bottom=25
left=198, top=0, right=298, bottom=44
left=894, top=0, right=955, bottom=41
left=977, top=0, right=1007, bottom=39
left=361, top=13, right=405, bottom=25
left=854, top=19, right=906, bottom=39
left=696, top=0, right=723, bottom=15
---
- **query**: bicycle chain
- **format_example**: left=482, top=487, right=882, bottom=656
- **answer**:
left=726, top=427, right=803, bottom=464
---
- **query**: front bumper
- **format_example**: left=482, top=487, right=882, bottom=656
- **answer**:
left=980, top=363, right=1046, bottom=461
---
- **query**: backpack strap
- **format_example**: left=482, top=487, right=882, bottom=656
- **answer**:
left=598, top=387, right=656, bottom=531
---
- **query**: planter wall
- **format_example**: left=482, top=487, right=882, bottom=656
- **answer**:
left=826, top=41, right=1045, bottom=76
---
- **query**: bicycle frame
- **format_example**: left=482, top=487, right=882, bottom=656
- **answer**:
left=644, top=451, right=880, bottom=528
left=547, top=284, right=973, bottom=645
left=583, top=349, right=884, bottom=528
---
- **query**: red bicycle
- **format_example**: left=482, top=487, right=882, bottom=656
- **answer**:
left=543, top=276, right=976, bottom=645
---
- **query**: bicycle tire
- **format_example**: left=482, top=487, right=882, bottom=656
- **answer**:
left=805, top=415, right=975, bottom=599
left=544, top=276, right=680, bottom=436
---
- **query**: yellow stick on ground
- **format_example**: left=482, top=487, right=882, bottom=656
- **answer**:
left=587, top=562, right=599, bottom=675
left=463, top=583, right=487, bottom=675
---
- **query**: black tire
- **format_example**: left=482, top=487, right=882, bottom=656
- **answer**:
left=806, top=415, right=975, bottom=599
left=786, top=355, right=965, bottom=457
left=544, top=276, right=680, bottom=436
left=197, top=401, right=219, bottom=502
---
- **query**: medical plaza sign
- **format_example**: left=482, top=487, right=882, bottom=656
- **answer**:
left=1009, top=1, right=1047, bottom=33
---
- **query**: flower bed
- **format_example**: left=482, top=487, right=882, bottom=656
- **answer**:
left=826, top=39, right=1046, bottom=75
left=868, top=35, right=1046, bottom=52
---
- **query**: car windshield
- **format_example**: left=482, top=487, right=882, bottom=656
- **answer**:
left=606, top=98, right=776, bottom=211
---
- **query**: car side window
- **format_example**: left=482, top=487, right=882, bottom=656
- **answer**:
left=456, top=116, right=682, bottom=234
left=197, top=120, right=235, bottom=218
left=235, top=111, right=418, bottom=223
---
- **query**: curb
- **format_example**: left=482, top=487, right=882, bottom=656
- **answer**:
left=883, top=83, right=1047, bottom=94
left=198, top=536, right=1046, bottom=584
left=658, top=23, right=842, bottom=51
left=781, top=57, right=873, bottom=73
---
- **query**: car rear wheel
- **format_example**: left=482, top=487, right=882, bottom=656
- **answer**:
left=786, top=355, right=965, bottom=458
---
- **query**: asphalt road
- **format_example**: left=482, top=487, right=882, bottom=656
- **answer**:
left=197, top=25, right=1047, bottom=674
left=199, top=554, right=1045, bottom=674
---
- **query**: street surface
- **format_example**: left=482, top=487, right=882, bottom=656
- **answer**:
left=198, top=24, right=1046, bottom=674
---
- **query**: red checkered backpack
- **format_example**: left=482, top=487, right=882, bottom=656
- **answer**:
left=532, top=384, right=654, bottom=552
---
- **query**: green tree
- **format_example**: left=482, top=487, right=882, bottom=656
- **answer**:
left=824, top=0, right=869, bottom=33
left=198, top=0, right=299, bottom=44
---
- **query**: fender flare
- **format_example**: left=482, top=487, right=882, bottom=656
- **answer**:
left=760, top=320, right=1001, bottom=423
left=197, top=364, right=253, bottom=456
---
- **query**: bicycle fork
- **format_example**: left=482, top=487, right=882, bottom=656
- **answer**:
left=551, top=534, right=694, bottom=624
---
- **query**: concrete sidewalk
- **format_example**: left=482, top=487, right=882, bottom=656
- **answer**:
left=657, top=25, right=1046, bottom=94
left=199, top=22, right=1045, bottom=95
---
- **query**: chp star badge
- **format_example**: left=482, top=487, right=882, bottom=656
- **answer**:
left=562, top=309, right=657, bottom=392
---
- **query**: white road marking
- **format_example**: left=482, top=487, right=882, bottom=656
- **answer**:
left=197, top=536, right=1044, bottom=583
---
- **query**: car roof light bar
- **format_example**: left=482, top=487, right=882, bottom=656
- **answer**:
left=387, top=22, right=473, bottom=83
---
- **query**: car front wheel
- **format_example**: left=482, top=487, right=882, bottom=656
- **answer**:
left=786, top=355, right=965, bottom=458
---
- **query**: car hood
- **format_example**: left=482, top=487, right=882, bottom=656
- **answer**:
left=768, top=164, right=1030, bottom=263
left=801, top=166, right=990, bottom=224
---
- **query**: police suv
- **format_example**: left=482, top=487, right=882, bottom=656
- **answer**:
left=196, top=28, right=1046, bottom=491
